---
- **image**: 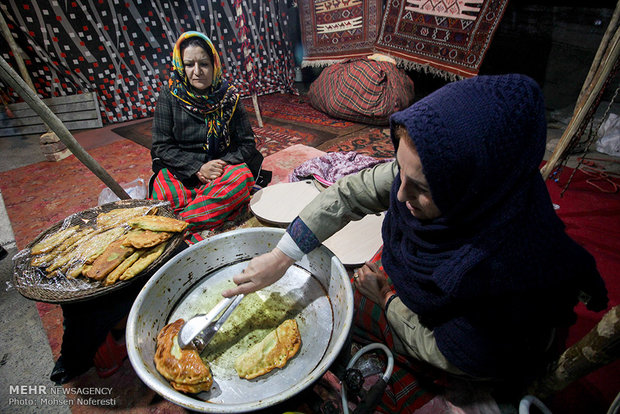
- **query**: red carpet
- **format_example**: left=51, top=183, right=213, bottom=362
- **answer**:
left=0, top=140, right=152, bottom=250
left=544, top=168, right=620, bottom=414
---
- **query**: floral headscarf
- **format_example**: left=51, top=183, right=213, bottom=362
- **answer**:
left=168, top=31, right=238, bottom=157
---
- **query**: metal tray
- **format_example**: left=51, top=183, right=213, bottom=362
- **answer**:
left=169, top=261, right=333, bottom=404
left=127, top=228, right=353, bottom=413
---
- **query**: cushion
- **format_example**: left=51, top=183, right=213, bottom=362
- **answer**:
left=308, top=58, right=415, bottom=125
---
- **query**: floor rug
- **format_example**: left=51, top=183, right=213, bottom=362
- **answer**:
left=375, top=0, right=509, bottom=79
left=298, top=0, right=383, bottom=66
left=0, top=140, right=152, bottom=250
left=544, top=168, right=620, bottom=413
left=318, top=125, right=395, bottom=159
left=245, top=93, right=365, bottom=131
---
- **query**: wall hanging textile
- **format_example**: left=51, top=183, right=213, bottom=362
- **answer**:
left=374, top=0, right=509, bottom=79
left=0, top=0, right=295, bottom=124
left=299, top=0, right=383, bottom=66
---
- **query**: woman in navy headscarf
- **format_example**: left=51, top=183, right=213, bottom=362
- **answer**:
left=222, top=74, right=607, bottom=409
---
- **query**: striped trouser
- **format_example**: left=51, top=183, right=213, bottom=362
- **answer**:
left=150, top=164, right=255, bottom=244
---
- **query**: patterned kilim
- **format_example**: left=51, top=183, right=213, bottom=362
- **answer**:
left=299, top=0, right=383, bottom=66
left=375, top=0, right=509, bottom=79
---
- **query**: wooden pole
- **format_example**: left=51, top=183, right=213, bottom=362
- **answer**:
left=574, top=0, right=620, bottom=114
left=251, top=93, right=264, bottom=128
left=0, top=56, right=130, bottom=200
left=527, top=305, right=620, bottom=399
left=541, top=26, right=620, bottom=180
left=234, top=0, right=263, bottom=128
left=0, top=10, right=35, bottom=91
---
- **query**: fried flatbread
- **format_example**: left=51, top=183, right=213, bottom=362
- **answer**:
left=128, top=215, right=188, bottom=233
left=119, top=241, right=167, bottom=281
left=102, top=251, right=141, bottom=286
left=154, top=319, right=213, bottom=394
left=31, top=225, right=80, bottom=255
left=234, top=319, right=301, bottom=380
left=81, top=227, right=127, bottom=264
left=123, top=229, right=173, bottom=249
left=85, top=238, right=135, bottom=281
left=96, top=206, right=153, bottom=228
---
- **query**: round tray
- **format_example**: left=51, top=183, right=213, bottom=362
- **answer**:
left=12, top=199, right=185, bottom=304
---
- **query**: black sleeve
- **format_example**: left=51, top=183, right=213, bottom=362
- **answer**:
left=151, top=90, right=205, bottom=181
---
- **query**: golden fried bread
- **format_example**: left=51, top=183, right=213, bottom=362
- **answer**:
left=154, top=319, right=213, bottom=394
left=128, top=215, right=188, bottom=233
left=28, top=204, right=176, bottom=286
left=81, top=227, right=127, bottom=264
left=84, top=238, right=135, bottom=281
left=102, top=251, right=141, bottom=286
left=119, top=241, right=167, bottom=281
left=235, top=319, right=301, bottom=380
left=96, top=206, right=152, bottom=228
left=123, top=229, right=173, bottom=249
left=31, top=225, right=80, bottom=255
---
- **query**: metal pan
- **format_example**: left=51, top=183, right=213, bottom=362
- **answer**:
left=126, top=228, right=354, bottom=413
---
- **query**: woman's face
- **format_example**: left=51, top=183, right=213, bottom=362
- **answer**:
left=395, top=129, right=441, bottom=221
left=182, top=45, right=213, bottom=92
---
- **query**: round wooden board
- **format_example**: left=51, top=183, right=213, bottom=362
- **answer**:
left=249, top=180, right=321, bottom=226
left=323, top=213, right=385, bottom=267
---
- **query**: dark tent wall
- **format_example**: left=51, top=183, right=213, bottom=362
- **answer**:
left=0, top=0, right=296, bottom=124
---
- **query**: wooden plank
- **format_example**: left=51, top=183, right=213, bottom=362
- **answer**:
left=0, top=118, right=102, bottom=137
left=10, top=100, right=97, bottom=118
left=323, top=213, right=385, bottom=266
left=249, top=180, right=321, bottom=226
left=1, top=109, right=100, bottom=127
left=0, top=92, right=102, bottom=137
left=7, top=92, right=98, bottom=110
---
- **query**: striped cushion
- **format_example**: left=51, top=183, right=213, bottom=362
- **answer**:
left=308, top=58, right=415, bottom=125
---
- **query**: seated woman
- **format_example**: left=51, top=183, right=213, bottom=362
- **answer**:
left=222, top=74, right=608, bottom=411
left=151, top=31, right=262, bottom=244
left=50, top=32, right=261, bottom=386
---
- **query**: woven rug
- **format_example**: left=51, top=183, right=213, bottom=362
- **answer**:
left=299, top=0, right=383, bottom=66
left=375, top=0, right=509, bottom=79
left=319, top=126, right=395, bottom=159
left=243, top=93, right=361, bottom=129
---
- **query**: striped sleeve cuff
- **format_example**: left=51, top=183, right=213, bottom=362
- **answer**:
left=286, top=217, right=321, bottom=254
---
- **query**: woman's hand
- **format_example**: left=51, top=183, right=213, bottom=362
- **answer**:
left=197, top=159, right=227, bottom=183
left=221, top=248, right=296, bottom=297
left=353, top=261, right=394, bottom=309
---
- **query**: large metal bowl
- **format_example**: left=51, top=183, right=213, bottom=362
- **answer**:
left=126, top=228, right=353, bottom=412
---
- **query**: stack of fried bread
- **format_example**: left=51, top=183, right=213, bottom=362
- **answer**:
left=155, top=319, right=214, bottom=393
left=28, top=206, right=188, bottom=286
left=234, top=319, right=301, bottom=380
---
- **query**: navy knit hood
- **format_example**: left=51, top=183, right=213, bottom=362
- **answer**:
left=382, top=74, right=608, bottom=379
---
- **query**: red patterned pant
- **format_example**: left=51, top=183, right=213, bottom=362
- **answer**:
left=150, top=164, right=255, bottom=244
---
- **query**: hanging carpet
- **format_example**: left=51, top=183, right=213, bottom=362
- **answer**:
left=299, top=0, right=384, bottom=66
left=374, top=0, right=509, bottom=79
